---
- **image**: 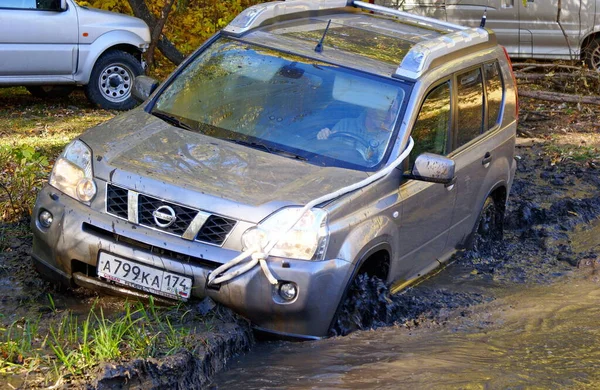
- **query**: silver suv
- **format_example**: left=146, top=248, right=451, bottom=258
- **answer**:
left=31, top=0, right=517, bottom=339
left=0, top=0, right=150, bottom=110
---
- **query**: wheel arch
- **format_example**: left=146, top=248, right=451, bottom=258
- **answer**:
left=75, top=30, right=147, bottom=84
left=580, top=30, right=600, bottom=61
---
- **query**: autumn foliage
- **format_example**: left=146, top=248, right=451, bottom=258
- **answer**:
left=77, top=0, right=269, bottom=60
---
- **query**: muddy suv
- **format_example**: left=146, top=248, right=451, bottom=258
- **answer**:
left=31, top=0, right=517, bottom=339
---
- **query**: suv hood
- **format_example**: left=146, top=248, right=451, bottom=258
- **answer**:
left=82, top=109, right=369, bottom=223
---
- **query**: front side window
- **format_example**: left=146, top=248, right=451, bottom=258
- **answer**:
left=408, top=82, right=451, bottom=166
left=152, top=38, right=412, bottom=171
left=455, top=67, right=484, bottom=149
left=1, top=0, right=61, bottom=10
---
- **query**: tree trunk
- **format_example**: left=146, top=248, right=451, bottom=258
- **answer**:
left=147, top=0, right=177, bottom=69
left=519, top=90, right=600, bottom=105
left=127, top=0, right=185, bottom=66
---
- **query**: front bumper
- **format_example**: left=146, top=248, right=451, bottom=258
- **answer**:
left=31, top=184, right=353, bottom=338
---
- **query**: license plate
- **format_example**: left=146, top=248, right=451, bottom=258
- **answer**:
left=97, top=253, right=192, bottom=301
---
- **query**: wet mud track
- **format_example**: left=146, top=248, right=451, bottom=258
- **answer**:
left=213, top=143, right=600, bottom=388
left=328, top=142, right=600, bottom=336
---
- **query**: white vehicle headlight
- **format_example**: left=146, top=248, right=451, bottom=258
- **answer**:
left=242, top=207, right=329, bottom=260
left=49, top=140, right=96, bottom=203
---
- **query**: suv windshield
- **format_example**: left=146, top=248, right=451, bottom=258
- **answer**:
left=152, top=38, right=412, bottom=170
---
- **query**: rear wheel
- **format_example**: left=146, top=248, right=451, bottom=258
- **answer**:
left=84, top=50, right=143, bottom=110
left=583, top=37, right=600, bottom=71
left=26, top=85, right=74, bottom=99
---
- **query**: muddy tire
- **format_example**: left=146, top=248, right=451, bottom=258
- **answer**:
left=583, top=37, right=600, bottom=71
left=84, top=50, right=143, bottom=110
left=474, top=196, right=504, bottom=245
left=27, top=85, right=75, bottom=99
left=329, top=273, right=394, bottom=336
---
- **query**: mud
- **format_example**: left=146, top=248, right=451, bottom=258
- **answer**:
left=330, top=142, right=600, bottom=336
left=212, top=142, right=600, bottom=388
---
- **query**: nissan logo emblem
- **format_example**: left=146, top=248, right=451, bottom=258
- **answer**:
left=153, top=205, right=177, bottom=228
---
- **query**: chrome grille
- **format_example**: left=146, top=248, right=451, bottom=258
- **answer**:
left=196, top=215, right=237, bottom=246
left=105, top=184, right=237, bottom=246
left=106, top=185, right=128, bottom=219
left=138, top=194, right=197, bottom=236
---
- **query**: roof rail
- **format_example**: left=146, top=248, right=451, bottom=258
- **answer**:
left=223, top=0, right=350, bottom=36
left=395, top=28, right=494, bottom=79
left=352, top=1, right=467, bottom=32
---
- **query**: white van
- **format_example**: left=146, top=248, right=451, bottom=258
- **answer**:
left=378, top=0, right=600, bottom=69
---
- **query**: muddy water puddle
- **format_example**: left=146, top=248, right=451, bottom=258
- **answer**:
left=213, top=217, right=600, bottom=389
left=214, top=276, right=600, bottom=389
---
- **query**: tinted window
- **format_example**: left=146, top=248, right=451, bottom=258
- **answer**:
left=1, top=0, right=60, bottom=9
left=484, top=62, right=503, bottom=130
left=409, top=82, right=450, bottom=166
left=456, top=68, right=484, bottom=149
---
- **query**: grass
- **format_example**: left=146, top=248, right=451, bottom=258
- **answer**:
left=0, top=297, right=211, bottom=385
left=544, top=135, right=600, bottom=163
left=0, top=87, right=115, bottom=222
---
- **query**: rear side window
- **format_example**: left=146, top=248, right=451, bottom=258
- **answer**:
left=455, top=68, right=484, bottom=149
left=484, top=62, right=503, bottom=129
left=408, top=82, right=451, bottom=166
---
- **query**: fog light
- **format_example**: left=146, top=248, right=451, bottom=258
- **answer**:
left=279, top=282, right=298, bottom=301
left=39, top=210, right=53, bottom=228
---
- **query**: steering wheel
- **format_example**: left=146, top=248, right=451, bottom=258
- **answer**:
left=329, top=131, right=371, bottom=150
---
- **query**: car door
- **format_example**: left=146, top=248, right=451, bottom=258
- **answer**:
left=518, top=0, right=581, bottom=58
left=391, top=81, right=457, bottom=283
left=0, top=0, right=78, bottom=77
left=445, top=0, right=521, bottom=57
left=445, top=62, right=504, bottom=248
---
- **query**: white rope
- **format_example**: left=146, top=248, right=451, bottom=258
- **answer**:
left=206, top=137, right=415, bottom=287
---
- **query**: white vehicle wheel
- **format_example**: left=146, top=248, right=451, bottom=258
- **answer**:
left=583, top=37, right=600, bottom=71
left=85, top=50, right=144, bottom=110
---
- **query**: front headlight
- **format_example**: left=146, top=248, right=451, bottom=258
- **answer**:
left=49, top=140, right=97, bottom=203
left=242, top=207, right=329, bottom=260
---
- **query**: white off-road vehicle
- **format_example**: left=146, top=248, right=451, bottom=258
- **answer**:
left=0, top=0, right=150, bottom=110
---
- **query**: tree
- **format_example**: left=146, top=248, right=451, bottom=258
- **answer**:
left=127, top=0, right=185, bottom=67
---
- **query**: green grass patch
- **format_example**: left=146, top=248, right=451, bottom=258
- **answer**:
left=0, top=87, right=115, bottom=222
left=544, top=139, right=600, bottom=162
left=0, top=297, right=212, bottom=384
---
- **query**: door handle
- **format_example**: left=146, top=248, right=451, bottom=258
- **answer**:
left=482, top=152, right=492, bottom=167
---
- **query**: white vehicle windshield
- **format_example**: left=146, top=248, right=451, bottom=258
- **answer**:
left=152, top=38, right=412, bottom=170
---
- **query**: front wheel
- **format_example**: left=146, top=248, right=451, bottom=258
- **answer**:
left=475, top=196, right=504, bottom=243
left=84, top=50, right=143, bottom=110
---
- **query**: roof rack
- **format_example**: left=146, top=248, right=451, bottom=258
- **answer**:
left=395, top=28, right=495, bottom=79
left=223, top=0, right=466, bottom=36
left=352, top=1, right=466, bottom=32
left=223, top=0, right=494, bottom=79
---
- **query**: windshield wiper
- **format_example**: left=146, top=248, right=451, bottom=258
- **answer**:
left=152, top=111, right=193, bottom=131
left=228, top=139, right=307, bottom=161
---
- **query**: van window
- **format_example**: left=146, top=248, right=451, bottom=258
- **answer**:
left=484, top=62, right=503, bottom=130
left=408, top=82, right=451, bottom=165
left=456, top=68, right=484, bottom=149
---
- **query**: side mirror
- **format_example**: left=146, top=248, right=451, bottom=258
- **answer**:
left=60, top=0, right=67, bottom=11
left=408, top=153, right=455, bottom=185
left=132, top=75, right=159, bottom=103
